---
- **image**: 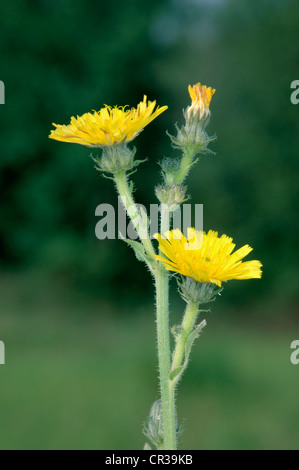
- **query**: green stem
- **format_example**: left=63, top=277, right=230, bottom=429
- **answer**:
left=114, top=171, right=179, bottom=449
left=171, top=301, right=199, bottom=373
left=155, top=204, right=177, bottom=450
left=114, top=171, right=155, bottom=257
left=174, top=149, right=195, bottom=184
left=114, top=170, right=176, bottom=448
left=155, top=269, right=176, bottom=449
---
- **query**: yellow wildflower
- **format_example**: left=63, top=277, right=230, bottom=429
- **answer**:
left=49, top=96, right=167, bottom=147
left=154, top=228, right=262, bottom=287
left=187, top=83, right=216, bottom=119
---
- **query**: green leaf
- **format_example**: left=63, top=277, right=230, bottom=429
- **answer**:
left=184, top=319, right=207, bottom=368
left=169, top=366, right=184, bottom=381
left=169, top=319, right=207, bottom=383
left=119, top=235, right=154, bottom=274
left=120, top=237, right=147, bottom=262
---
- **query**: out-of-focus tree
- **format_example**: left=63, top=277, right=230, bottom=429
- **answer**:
left=0, top=0, right=298, bottom=314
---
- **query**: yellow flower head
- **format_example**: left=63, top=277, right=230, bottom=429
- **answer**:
left=154, top=228, right=262, bottom=287
left=49, top=96, right=168, bottom=147
left=187, top=83, right=216, bottom=119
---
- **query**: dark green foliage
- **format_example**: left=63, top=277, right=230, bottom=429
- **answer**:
left=0, top=0, right=298, bottom=313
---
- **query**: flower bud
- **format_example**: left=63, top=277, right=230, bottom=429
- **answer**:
left=155, top=183, right=187, bottom=207
left=143, top=400, right=164, bottom=449
left=93, top=143, right=137, bottom=174
left=178, top=276, right=222, bottom=304
left=159, top=157, right=180, bottom=185
left=169, top=83, right=216, bottom=155
left=187, top=83, right=215, bottom=121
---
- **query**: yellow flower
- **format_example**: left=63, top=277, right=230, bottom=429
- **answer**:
left=187, top=83, right=216, bottom=119
left=154, top=228, right=262, bottom=287
left=49, top=96, right=167, bottom=147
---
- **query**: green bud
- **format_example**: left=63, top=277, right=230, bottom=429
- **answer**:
left=170, top=120, right=215, bottom=156
left=143, top=399, right=164, bottom=449
left=168, top=100, right=216, bottom=157
left=92, top=143, right=145, bottom=175
left=143, top=399, right=182, bottom=449
left=155, top=183, right=187, bottom=207
left=178, top=276, right=223, bottom=304
left=159, top=157, right=180, bottom=185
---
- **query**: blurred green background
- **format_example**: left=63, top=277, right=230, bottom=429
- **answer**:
left=0, top=0, right=298, bottom=450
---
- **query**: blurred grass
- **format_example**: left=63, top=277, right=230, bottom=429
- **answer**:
left=0, top=271, right=298, bottom=450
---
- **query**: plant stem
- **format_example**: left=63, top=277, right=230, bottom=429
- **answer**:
left=171, top=301, right=199, bottom=372
left=115, top=171, right=177, bottom=449
left=114, top=171, right=155, bottom=257
left=174, top=149, right=195, bottom=184
left=155, top=205, right=177, bottom=450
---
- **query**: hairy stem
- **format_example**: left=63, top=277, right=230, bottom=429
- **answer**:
left=174, top=149, right=195, bottom=184
left=114, top=171, right=178, bottom=449
left=114, top=171, right=155, bottom=257
left=155, top=205, right=177, bottom=450
left=171, top=301, right=200, bottom=373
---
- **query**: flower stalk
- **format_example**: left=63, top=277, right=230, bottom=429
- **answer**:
left=154, top=204, right=177, bottom=449
left=113, top=170, right=155, bottom=260
left=171, top=300, right=201, bottom=377
left=173, top=148, right=196, bottom=184
left=155, top=264, right=176, bottom=449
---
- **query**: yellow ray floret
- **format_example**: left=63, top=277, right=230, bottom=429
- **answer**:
left=49, top=96, right=168, bottom=147
left=187, top=83, right=216, bottom=119
left=154, top=228, right=262, bottom=287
